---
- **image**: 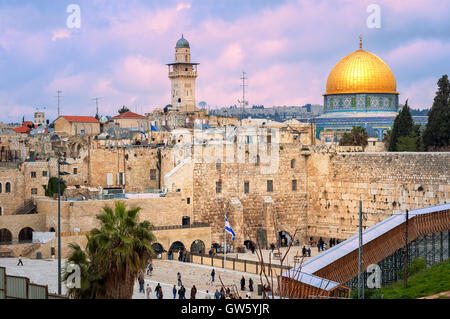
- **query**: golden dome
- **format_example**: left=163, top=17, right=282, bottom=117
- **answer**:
left=326, top=48, right=398, bottom=95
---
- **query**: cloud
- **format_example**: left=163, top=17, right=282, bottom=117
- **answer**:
left=176, top=3, right=191, bottom=12
left=51, top=29, right=71, bottom=42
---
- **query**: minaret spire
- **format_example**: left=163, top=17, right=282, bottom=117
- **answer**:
left=359, top=34, right=363, bottom=50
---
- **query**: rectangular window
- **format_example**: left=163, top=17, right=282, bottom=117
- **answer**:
left=216, top=181, right=222, bottom=194
left=42, top=171, right=48, bottom=177
left=150, top=169, right=157, bottom=181
left=73, top=168, right=78, bottom=175
left=118, top=172, right=125, bottom=186
left=244, top=181, right=250, bottom=194
left=187, top=197, right=191, bottom=204
left=31, top=171, right=36, bottom=178
left=106, top=173, right=113, bottom=186
left=292, top=180, right=297, bottom=191
left=31, top=188, right=38, bottom=195
left=267, top=180, right=273, bottom=193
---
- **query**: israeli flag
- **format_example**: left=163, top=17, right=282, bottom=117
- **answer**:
left=140, top=130, right=147, bottom=138
left=225, top=217, right=235, bottom=241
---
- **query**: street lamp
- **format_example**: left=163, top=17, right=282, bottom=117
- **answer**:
left=56, top=152, right=70, bottom=295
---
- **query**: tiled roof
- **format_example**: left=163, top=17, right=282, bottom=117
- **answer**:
left=61, top=116, right=99, bottom=123
left=13, top=125, right=32, bottom=133
left=112, top=111, right=146, bottom=119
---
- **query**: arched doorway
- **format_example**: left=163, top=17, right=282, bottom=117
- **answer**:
left=244, top=240, right=255, bottom=250
left=49, top=227, right=56, bottom=232
left=169, top=241, right=186, bottom=261
left=169, top=241, right=185, bottom=253
left=18, top=227, right=33, bottom=243
left=0, top=228, right=12, bottom=244
left=151, top=243, right=164, bottom=254
left=190, top=240, right=205, bottom=254
left=278, top=231, right=292, bottom=247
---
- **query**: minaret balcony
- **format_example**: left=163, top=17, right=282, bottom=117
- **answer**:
left=169, top=71, right=198, bottom=78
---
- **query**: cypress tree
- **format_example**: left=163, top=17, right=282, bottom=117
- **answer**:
left=423, top=75, right=450, bottom=150
left=389, top=100, right=413, bottom=151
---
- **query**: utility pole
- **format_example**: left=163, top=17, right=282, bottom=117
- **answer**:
left=56, top=91, right=62, bottom=117
left=237, top=71, right=248, bottom=122
left=358, top=200, right=365, bottom=299
left=92, top=97, right=101, bottom=118
left=404, top=209, right=409, bottom=288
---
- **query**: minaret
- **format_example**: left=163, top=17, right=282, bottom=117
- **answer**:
left=167, top=35, right=199, bottom=112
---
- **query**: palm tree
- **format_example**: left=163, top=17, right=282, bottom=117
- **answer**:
left=63, top=201, right=155, bottom=298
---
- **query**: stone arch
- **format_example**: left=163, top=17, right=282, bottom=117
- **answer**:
left=278, top=230, right=292, bottom=247
left=244, top=240, right=255, bottom=250
left=169, top=241, right=185, bottom=253
left=190, top=240, right=205, bottom=254
left=49, top=227, right=56, bottom=232
left=151, top=242, right=164, bottom=254
left=0, top=228, right=12, bottom=244
left=5, top=182, right=11, bottom=193
left=18, top=227, right=34, bottom=243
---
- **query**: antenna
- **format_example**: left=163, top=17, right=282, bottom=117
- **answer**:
left=237, top=71, right=248, bottom=121
left=55, top=90, right=62, bottom=117
left=92, top=97, right=102, bottom=117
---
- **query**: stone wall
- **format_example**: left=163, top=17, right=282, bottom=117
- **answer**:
left=306, top=151, right=450, bottom=240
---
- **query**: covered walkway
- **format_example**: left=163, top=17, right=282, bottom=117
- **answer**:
left=281, top=203, right=450, bottom=298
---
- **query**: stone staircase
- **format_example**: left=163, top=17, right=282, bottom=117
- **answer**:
left=21, top=243, right=41, bottom=257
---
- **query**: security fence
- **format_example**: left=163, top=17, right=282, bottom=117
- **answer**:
left=189, top=252, right=291, bottom=276
left=345, top=230, right=450, bottom=289
left=0, top=266, right=66, bottom=299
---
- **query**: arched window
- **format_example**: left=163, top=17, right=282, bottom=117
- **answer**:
left=5, top=182, right=11, bottom=193
left=216, top=159, right=221, bottom=170
left=291, top=159, right=296, bottom=169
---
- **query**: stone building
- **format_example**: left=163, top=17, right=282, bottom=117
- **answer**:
left=54, top=116, right=100, bottom=136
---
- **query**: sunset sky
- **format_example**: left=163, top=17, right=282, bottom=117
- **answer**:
left=0, top=0, right=449, bottom=122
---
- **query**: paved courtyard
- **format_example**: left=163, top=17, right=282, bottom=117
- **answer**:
left=0, top=243, right=331, bottom=299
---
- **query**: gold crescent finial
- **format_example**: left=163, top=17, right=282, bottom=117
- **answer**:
left=359, top=35, right=362, bottom=50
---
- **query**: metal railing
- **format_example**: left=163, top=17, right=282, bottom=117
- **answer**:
left=153, top=223, right=209, bottom=231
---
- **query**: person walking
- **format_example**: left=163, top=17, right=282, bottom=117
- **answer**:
left=155, top=283, right=161, bottom=299
left=307, top=247, right=311, bottom=257
left=248, top=278, right=253, bottom=292
left=214, top=289, right=221, bottom=299
left=146, top=284, right=152, bottom=299
left=240, top=276, right=246, bottom=291
left=211, top=268, right=215, bottom=283
left=138, top=272, right=145, bottom=293
left=190, top=285, right=197, bottom=299
left=177, top=272, right=182, bottom=286
left=17, top=255, right=23, bottom=266
left=205, top=290, right=212, bottom=299
left=159, top=287, right=164, bottom=299
left=178, top=285, right=186, bottom=299
left=173, top=285, right=177, bottom=299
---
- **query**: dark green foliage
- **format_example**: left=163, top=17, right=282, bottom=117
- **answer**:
left=423, top=75, right=450, bottom=150
left=44, top=177, right=66, bottom=197
left=396, top=124, right=425, bottom=152
left=338, top=126, right=368, bottom=147
left=118, top=106, right=130, bottom=114
left=389, top=100, right=414, bottom=151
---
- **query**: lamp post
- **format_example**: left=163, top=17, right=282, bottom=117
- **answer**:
left=56, top=152, right=70, bottom=295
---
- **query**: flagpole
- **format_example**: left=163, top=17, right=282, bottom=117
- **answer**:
left=224, top=215, right=227, bottom=270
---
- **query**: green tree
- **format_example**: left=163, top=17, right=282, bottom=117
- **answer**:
left=63, top=201, right=155, bottom=299
left=389, top=100, right=414, bottom=151
left=396, top=124, right=425, bottom=152
left=44, top=177, right=66, bottom=197
left=118, top=106, right=130, bottom=114
left=339, top=126, right=368, bottom=147
left=423, top=75, right=450, bottom=150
